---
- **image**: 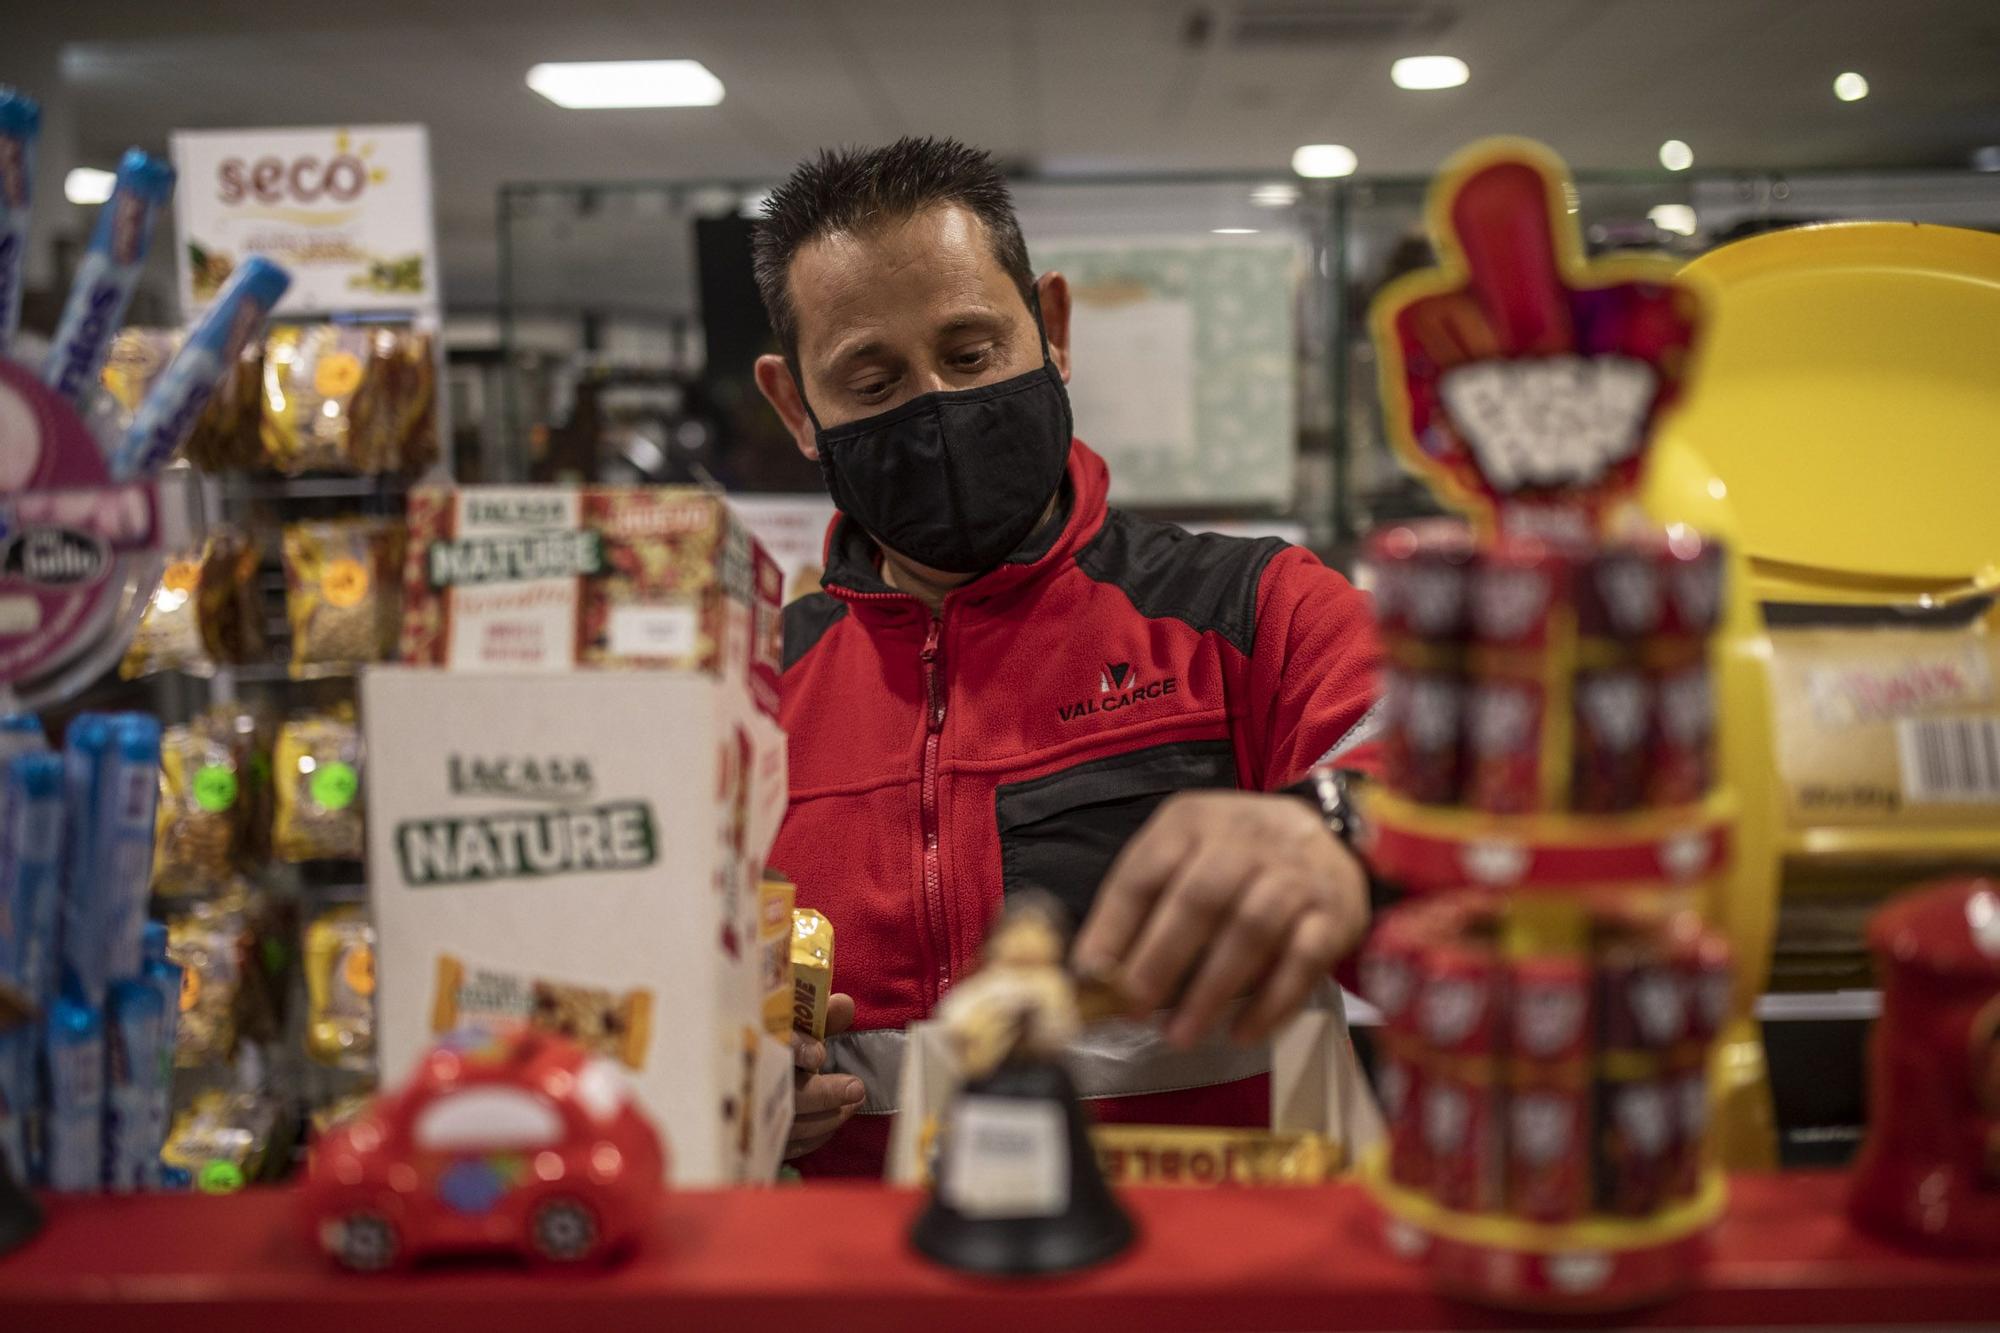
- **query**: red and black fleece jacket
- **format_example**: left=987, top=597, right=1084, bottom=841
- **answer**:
left=774, top=439, right=1382, bottom=1176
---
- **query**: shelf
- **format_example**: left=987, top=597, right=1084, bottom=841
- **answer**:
left=3, top=1173, right=1995, bottom=1331
left=1357, top=787, right=1735, bottom=892
left=209, top=474, right=414, bottom=502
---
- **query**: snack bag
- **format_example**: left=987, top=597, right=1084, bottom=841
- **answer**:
left=261, top=323, right=391, bottom=474
left=152, top=717, right=246, bottom=896
left=273, top=709, right=364, bottom=861
left=389, top=330, right=439, bottom=476
left=283, top=519, right=406, bottom=671
left=196, top=527, right=266, bottom=665
left=121, top=528, right=265, bottom=679
left=166, top=898, right=248, bottom=1067
left=99, top=328, right=180, bottom=432
left=304, top=905, right=375, bottom=1069
left=119, top=553, right=211, bottom=678
left=161, top=1090, right=279, bottom=1193
left=183, top=337, right=265, bottom=473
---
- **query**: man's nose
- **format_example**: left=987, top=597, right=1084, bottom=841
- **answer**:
left=910, top=365, right=955, bottom=398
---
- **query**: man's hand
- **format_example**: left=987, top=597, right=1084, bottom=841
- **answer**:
left=785, top=993, right=863, bottom=1161
left=1072, top=792, right=1369, bottom=1050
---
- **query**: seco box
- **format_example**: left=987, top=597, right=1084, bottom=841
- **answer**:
left=362, top=491, right=792, bottom=1185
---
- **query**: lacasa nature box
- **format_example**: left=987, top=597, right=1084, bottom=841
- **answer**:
left=399, top=485, right=784, bottom=693
left=365, top=490, right=792, bottom=1184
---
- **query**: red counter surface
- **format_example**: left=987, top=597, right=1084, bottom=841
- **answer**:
left=0, top=1172, right=1991, bottom=1332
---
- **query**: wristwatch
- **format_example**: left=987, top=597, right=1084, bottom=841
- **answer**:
left=1280, top=766, right=1399, bottom=916
left=1279, top=765, right=1359, bottom=847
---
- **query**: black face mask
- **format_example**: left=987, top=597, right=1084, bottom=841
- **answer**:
left=800, top=325, right=1073, bottom=575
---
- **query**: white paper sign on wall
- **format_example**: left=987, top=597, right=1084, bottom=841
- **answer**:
left=169, top=124, right=438, bottom=319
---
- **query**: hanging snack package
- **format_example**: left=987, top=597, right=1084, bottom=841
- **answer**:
left=304, top=905, right=376, bottom=1069
left=390, top=330, right=440, bottom=476
left=283, top=519, right=406, bottom=671
left=166, top=899, right=249, bottom=1068
left=160, top=1090, right=280, bottom=1193
left=121, top=527, right=265, bottom=680
left=197, top=527, right=267, bottom=666
left=120, top=552, right=211, bottom=679
left=273, top=708, right=365, bottom=861
left=153, top=716, right=247, bottom=897
left=98, top=328, right=181, bottom=433
left=102, top=327, right=255, bottom=472
left=184, top=335, right=267, bottom=473
left=261, top=323, right=384, bottom=475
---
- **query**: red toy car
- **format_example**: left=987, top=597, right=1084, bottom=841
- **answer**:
left=301, top=1028, right=667, bottom=1271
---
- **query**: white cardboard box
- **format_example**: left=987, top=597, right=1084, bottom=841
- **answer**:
left=361, top=664, right=792, bottom=1185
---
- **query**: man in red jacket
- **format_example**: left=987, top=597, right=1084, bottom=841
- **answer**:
left=751, top=137, right=1382, bottom=1176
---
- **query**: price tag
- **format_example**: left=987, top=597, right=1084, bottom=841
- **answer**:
left=313, top=350, right=364, bottom=399
left=192, top=764, right=238, bottom=813
left=312, top=760, right=359, bottom=811
left=322, top=558, right=370, bottom=609
left=941, top=1095, right=1070, bottom=1220
left=342, top=944, right=376, bottom=998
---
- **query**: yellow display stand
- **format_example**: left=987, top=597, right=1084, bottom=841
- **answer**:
left=1643, top=221, right=2000, bottom=1168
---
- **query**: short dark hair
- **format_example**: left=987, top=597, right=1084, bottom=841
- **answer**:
left=752, top=135, right=1036, bottom=357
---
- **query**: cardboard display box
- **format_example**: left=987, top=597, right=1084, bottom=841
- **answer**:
left=364, top=490, right=792, bottom=1185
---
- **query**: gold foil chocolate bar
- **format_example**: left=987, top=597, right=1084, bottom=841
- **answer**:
left=1093, top=1125, right=1340, bottom=1186
left=790, top=908, right=833, bottom=1039
left=430, top=953, right=652, bottom=1069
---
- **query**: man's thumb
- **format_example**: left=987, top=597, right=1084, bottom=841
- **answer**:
left=825, top=992, right=858, bottom=1037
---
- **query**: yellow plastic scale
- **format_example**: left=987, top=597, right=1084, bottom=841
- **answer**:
left=1643, top=220, right=2000, bottom=1166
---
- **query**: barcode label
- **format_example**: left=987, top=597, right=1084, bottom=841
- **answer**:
left=1896, top=715, right=2000, bottom=803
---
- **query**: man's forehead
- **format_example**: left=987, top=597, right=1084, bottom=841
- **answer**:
left=788, top=204, right=1022, bottom=361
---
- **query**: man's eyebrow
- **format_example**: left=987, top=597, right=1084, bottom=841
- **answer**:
left=937, top=310, right=1006, bottom=336
left=825, top=337, right=889, bottom=371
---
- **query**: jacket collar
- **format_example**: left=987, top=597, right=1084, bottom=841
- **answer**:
left=819, top=438, right=1110, bottom=612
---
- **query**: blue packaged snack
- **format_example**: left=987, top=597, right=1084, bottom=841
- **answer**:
left=42, top=148, right=175, bottom=410
left=44, top=989, right=104, bottom=1191
left=100, top=715, right=162, bottom=985
left=0, top=87, right=36, bottom=354
left=113, top=256, right=289, bottom=479
left=3, top=751, right=67, bottom=1008
left=58, top=715, right=112, bottom=1002
left=105, top=976, right=166, bottom=1192
left=0, top=713, right=46, bottom=764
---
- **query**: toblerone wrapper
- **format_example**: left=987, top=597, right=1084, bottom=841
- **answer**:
left=1094, top=1125, right=1340, bottom=1186
left=790, top=908, right=833, bottom=1040
left=759, top=873, right=795, bottom=1039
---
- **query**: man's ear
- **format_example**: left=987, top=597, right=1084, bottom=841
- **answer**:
left=754, top=354, right=819, bottom=460
left=1035, top=270, right=1073, bottom=383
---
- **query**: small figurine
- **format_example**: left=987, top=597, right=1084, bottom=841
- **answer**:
left=910, top=894, right=1135, bottom=1276
left=0, top=979, right=41, bottom=1256
left=300, top=1027, right=667, bottom=1271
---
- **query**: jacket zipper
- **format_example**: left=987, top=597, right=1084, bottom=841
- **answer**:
left=919, top=614, right=951, bottom=1004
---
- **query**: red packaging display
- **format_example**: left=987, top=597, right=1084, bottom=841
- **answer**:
left=1365, top=908, right=1438, bottom=1190
left=1507, top=953, right=1594, bottom=1221
left=1371, top=523, right=1476, bottom=806
left=1465, top=540, right=1571, bottom=812
left=1570, top=666, right=1651, bottom=813
left=1668, top=925, right=1731, bottom=1198
left=1384, top=667, right=1465, bottom=805
left=1648, top=660, right=1715, bottom=807
left=1594, top=930, right=1684, bottom=1216
left=1418, top=941, right=1504, bottom=1213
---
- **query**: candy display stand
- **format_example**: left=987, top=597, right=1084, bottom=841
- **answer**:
left=1352, top=137, right=1735, bottom=1313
